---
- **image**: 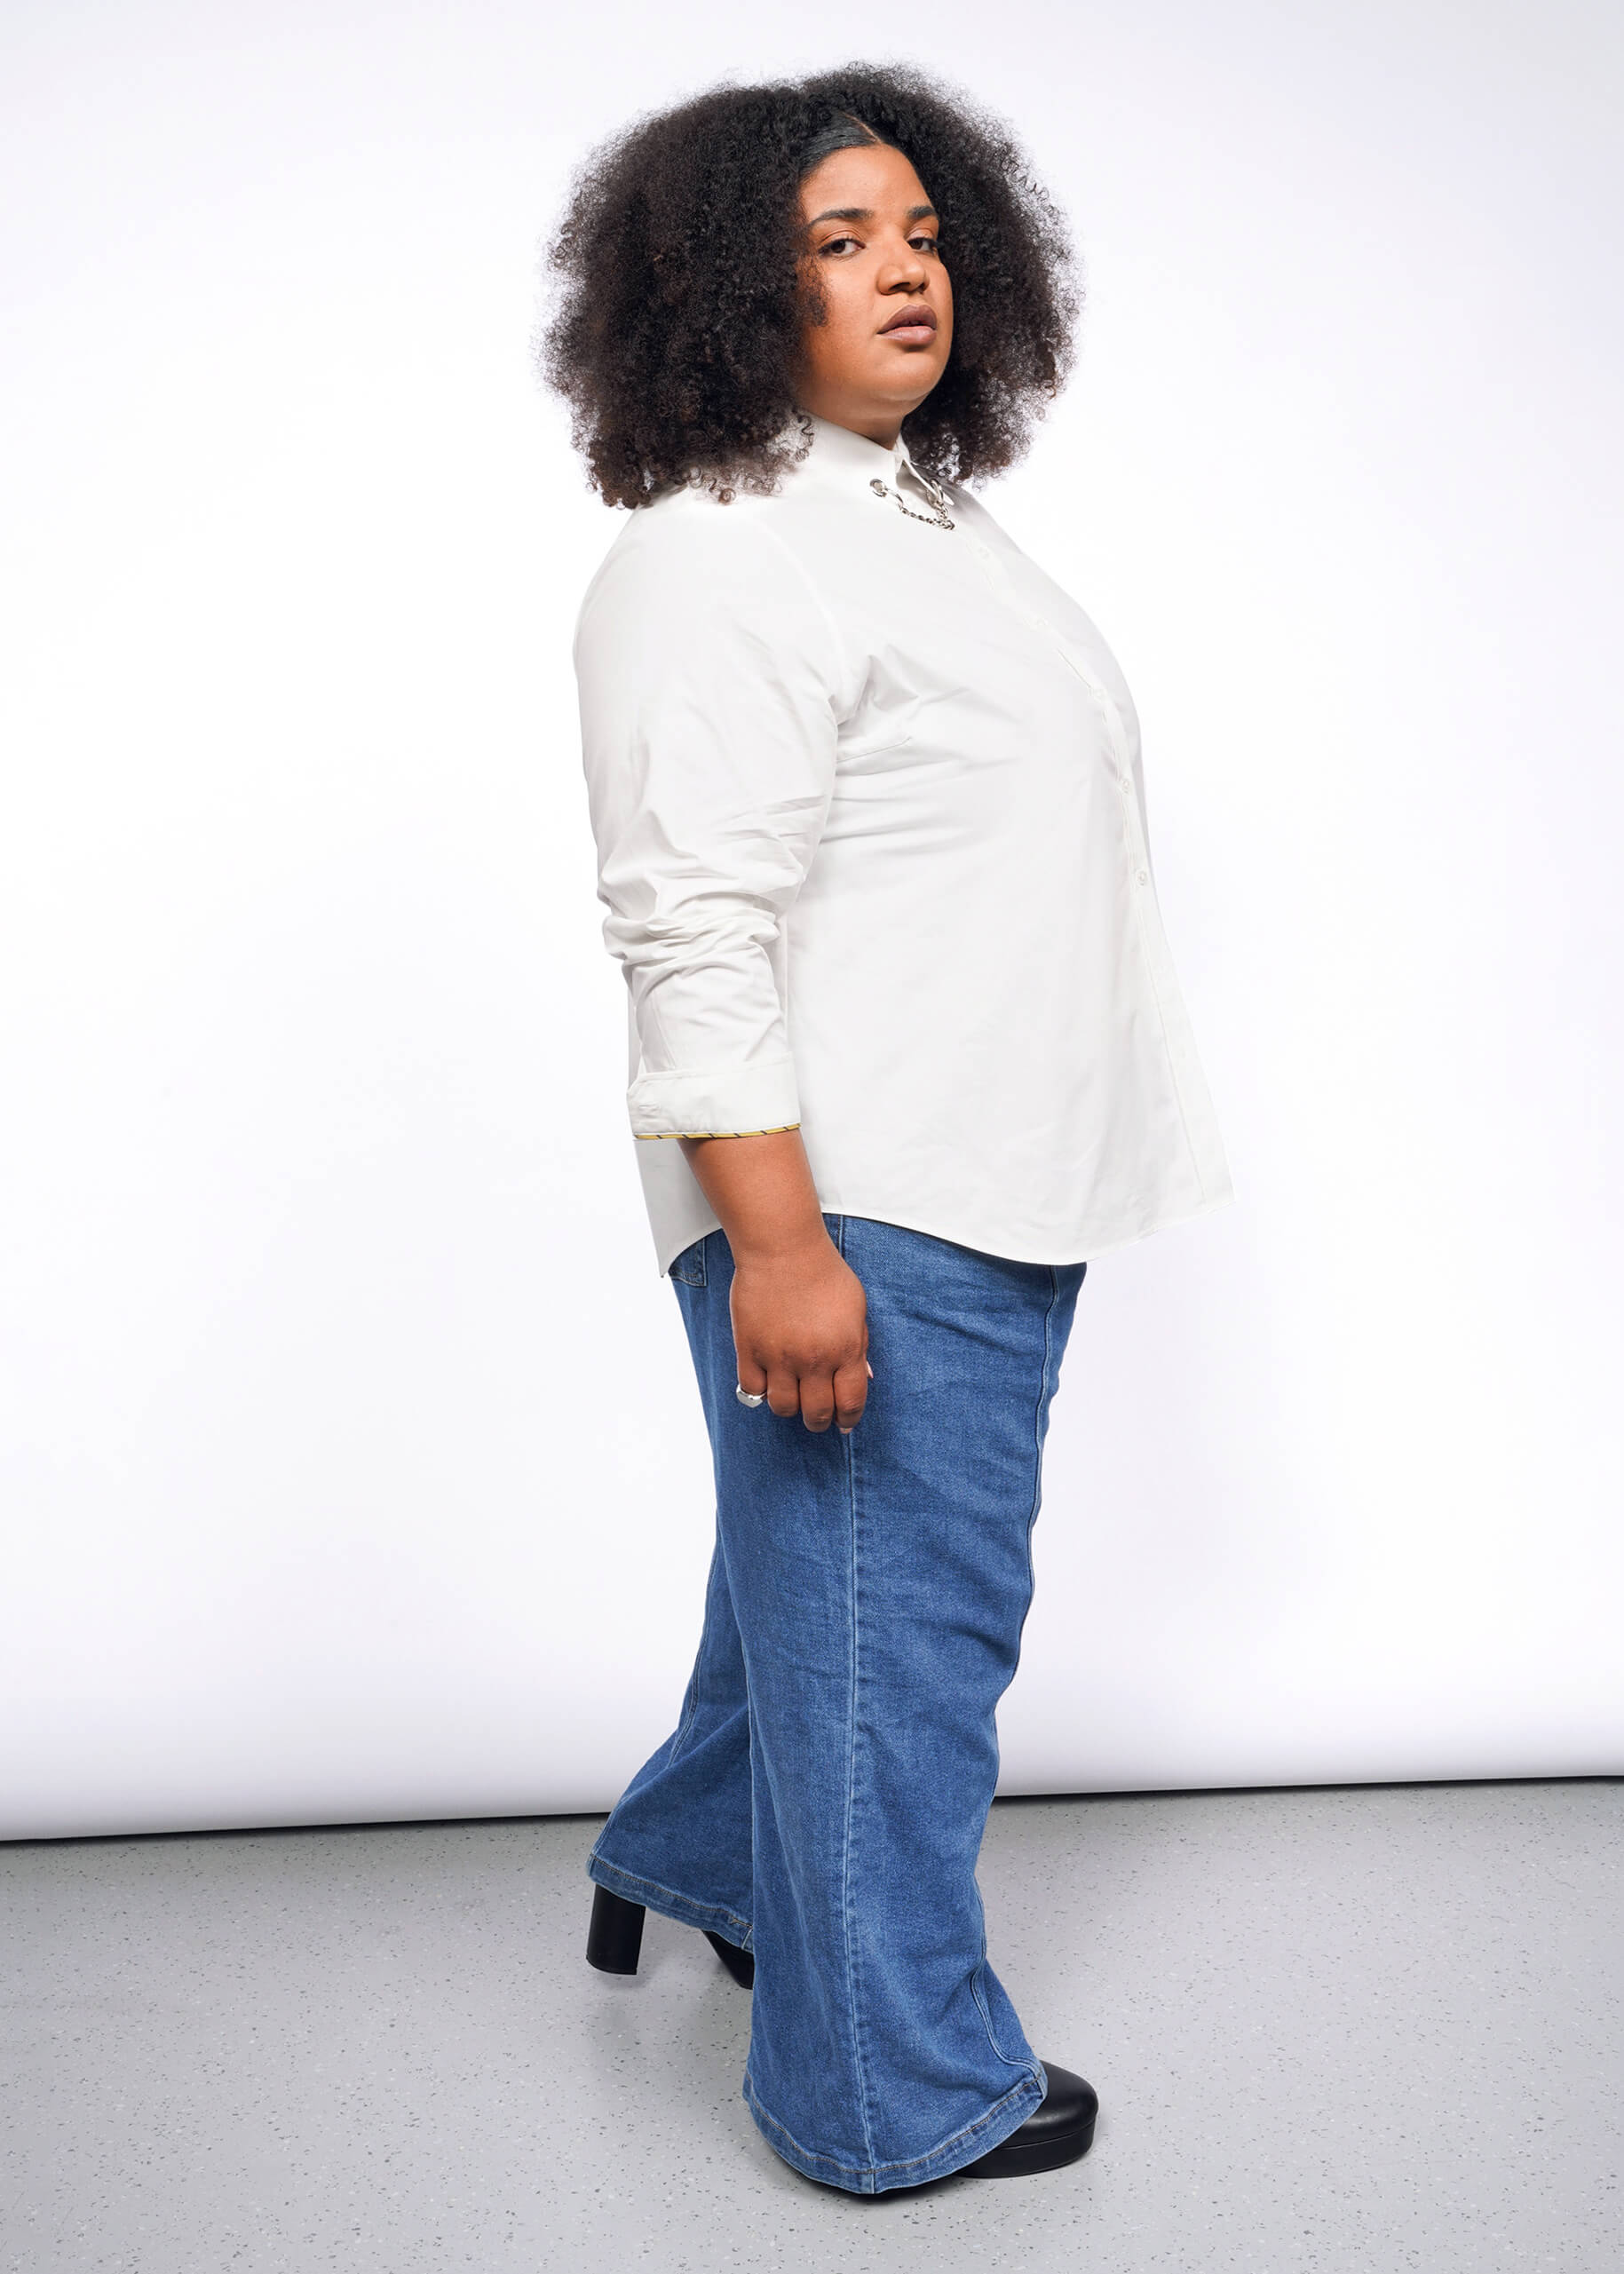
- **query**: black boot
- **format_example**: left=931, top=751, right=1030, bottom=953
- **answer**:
left=584, top=1884, right=645, bottom=1974
left=586, top=1886, right=754, bottom=1987
left=702, top=1929, right=756, bottom=1988
left=956, top=2063, right=1097, bottom=2177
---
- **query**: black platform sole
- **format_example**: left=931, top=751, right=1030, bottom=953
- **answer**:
left=957, top=2064, right=1098, bottom=2177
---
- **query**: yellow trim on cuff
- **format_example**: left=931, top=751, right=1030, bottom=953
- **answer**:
left=635, top=1123, right=802, bottom=1141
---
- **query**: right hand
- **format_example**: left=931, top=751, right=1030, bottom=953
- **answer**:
left=731, top=1233, right=870, bottom=1433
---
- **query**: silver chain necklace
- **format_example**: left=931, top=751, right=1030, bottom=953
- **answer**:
left=869, top=471, right=955, bottom=532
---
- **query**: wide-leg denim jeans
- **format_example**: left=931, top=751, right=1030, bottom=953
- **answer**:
left=588, top=1213, right=1087, bottom=2194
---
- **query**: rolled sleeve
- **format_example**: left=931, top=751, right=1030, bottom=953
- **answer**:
left=574, top=504, right=845, bottom=1140
left=628, top=1057, right=803, bottom=1141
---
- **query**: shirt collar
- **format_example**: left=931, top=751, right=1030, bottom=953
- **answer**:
left=793, top=411, right=921, bottom=495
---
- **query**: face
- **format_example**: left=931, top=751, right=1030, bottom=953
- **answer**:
left=793, top=141, right=954, bottom=447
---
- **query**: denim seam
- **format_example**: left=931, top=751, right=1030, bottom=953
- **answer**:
left=837, top=1226, right=879, bottom=2170
left=969, top=1949, right=1032, bottom=2072
left=1012, top=1265, right=1063, bottom=1659
left=742, top=2063, right=1045, bottom=2192
left=967, top=1263, right=1066, bottom=2078
left=664, top=1542, right=722, bottom=1759
left=667, top=1670, right=701, bottom=1756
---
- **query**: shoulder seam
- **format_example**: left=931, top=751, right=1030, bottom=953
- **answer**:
left=574, top=498, right=852, bottom=707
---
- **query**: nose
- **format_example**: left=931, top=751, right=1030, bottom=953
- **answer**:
left=877, top=234, right=930, bottom=293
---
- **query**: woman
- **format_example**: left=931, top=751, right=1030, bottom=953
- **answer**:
left=543, top=65, right=1233, bottom=2195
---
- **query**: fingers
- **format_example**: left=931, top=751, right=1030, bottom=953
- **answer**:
left=799, top=1370, right=836, bottom=1434
left=764, top=1364, right=800, bottom=1421
left=737, top=1356, right=872, bottom=1433
left=727, top=1246, right=870, bottom=1434
left=833, top=1356, right=869, bottom=1435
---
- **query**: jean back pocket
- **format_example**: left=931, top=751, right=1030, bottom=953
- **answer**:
left=668, top=1234, right=709, bottom=1287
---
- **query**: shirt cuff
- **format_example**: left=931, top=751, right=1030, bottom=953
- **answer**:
left=629, top=1057, right=802, bottom=1141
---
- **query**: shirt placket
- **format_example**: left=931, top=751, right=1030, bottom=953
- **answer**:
left=935, top=516, right=1210, bottom=1173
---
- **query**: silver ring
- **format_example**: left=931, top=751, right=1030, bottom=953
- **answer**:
left=735, top=1385, right=766, bottom=1408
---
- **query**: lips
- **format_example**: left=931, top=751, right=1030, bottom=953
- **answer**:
left=879, top=305, right=938, bottom=336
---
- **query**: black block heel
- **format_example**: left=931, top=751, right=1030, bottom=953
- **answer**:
left=703, top=1929, right=756, bottom=1988
left=586, top=1884, right=646, bottom=1975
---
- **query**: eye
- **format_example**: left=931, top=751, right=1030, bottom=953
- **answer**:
left=818, top=234, right=861, bottom=257
left=908, top=233, right=940, bottom=256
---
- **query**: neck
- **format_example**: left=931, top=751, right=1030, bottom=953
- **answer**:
left=801, top=403, right=904, bottom=450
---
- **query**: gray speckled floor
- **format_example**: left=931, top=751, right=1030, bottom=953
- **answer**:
left=2, top=1782, right=1620, bottom=2272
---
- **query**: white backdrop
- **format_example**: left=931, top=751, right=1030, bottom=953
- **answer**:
left=2, top=0, right=1620, bottom=1842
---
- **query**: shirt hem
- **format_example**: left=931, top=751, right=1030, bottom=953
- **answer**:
left=649, top=1183, right=1237, bottom=1278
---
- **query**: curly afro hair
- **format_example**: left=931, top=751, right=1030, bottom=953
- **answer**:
left=539, top=62, right=1081, bottom=508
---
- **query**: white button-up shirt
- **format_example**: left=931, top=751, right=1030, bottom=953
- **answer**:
left=574, top=412, right=1234, bottom=1275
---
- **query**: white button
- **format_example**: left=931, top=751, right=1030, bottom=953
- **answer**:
left=1137, top=868, right=1149, bottom=884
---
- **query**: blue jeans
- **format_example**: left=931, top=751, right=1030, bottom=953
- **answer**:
left=589, top=1213, right=1087, bottom=2194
